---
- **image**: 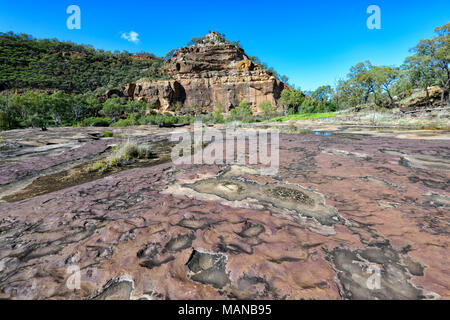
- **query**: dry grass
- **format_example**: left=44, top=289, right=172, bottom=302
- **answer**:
left=91, top=140, right=152, bottom=172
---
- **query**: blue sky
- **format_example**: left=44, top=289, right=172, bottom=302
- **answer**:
left=0, top=0, right=448, bottom=91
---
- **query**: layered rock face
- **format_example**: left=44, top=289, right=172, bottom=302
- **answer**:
left=112, top=33, right=287, bottom=113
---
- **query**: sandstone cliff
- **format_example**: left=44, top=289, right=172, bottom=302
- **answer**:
left=108, top=32, right=288, bottom=113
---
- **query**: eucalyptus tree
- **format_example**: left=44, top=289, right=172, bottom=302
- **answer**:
left=372, top=66, right=400, bottom=108
left=407, top=23, right=449, bottom=107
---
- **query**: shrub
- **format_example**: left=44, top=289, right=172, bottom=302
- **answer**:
left=139, top=114, right=164, bottom=125
left=214, top=102, right=225, bottom=123
left=229, top=100, right=253, bottom=122
left=126, top=100, right=149, bottom=118
left=91, top=140, right=153, bottom=172
left=0, top=112, right=9, bottom=130
left=103, top=131, right=113, bottom=138
left=101, top=97, right=126, bottom=120
left=299, top=99, right=317, bottom=114
left=139, top=114, right=194, bottom=126
left=169, top=101, right=183, bottom=113
left=111, top=117, right=135, bottom=127
left=80, top=117, right=111, bottom=127
left=108, top=140, right=152, bottom=166
left=259, top=101, right=278, bottom=119
left=29, top=114, right=47, bottom=129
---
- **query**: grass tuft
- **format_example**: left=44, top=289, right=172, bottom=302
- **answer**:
left=91, top=140, right=152, bottom=172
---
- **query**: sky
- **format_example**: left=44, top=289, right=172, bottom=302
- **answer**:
left=0, top=0, right=449, bottom=91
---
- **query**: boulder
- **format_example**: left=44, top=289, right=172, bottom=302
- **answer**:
left=398, top=86, right=444, bottom=110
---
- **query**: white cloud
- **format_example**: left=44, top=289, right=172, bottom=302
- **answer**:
left=121, top=31, right=140, bottom=44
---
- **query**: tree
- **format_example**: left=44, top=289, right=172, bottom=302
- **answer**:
left=405, top=46, right=438, bottom=107
left=280, top=89, right=305, bottom=113
left=101, top=97, right=125, bottom=121
left=408, top=23, right=449, bottom=107
left=334, top=79, right=359, bottom=109
left=312, top=85, right=333, bottom=111
left=347, top=61, right=377, bottom=105
left=48, top=92, right=71, bottom=125
left=126, top=100, right=148, bottom=117
left=372, top=66, right=400, bottom=108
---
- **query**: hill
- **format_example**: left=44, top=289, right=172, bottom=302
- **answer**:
left=0, top=32, right=165, bottom=93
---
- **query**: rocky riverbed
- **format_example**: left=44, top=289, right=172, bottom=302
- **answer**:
left=0, top=125, right=449, bottom=300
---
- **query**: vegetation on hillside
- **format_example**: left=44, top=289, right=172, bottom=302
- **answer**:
left=0, top=32, right=165, bottom=93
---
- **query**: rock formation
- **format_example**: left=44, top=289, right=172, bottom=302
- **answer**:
left=398, top=86, right=444, bottom=110
left=108, top=32, right=288, bottom=113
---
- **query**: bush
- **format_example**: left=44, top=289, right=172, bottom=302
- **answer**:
left=169, top=101, right=183, bottom=113
left=111, top=118, right=135, bottom=127
left=299, top=99, right=317, bottom=114
left=103, top=131, right=113, bottom=138
left=91, top=140, right=153, bottom=172
left=229, top=100, right=254, bottom=122
left=126, top=100, right=149, bottom=118
left=0, top=112, right=9, bottom=130
left=29, top=114, right=47, bottom=129
left=101, top=97, right=126, bottom=120
left=139, top=114, right=164, bottom=125
left=80, top=117, right=111, bottom=127
left=139, top=114, right=194, bottom=126
left=259, top=101, right=278, bottom=119
left=0, top=111, right=20, bottom=130
left=214, top=102, right=225, bottom=123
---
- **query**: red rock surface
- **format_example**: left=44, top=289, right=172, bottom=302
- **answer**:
left=0, top=132, right=448, bottom=300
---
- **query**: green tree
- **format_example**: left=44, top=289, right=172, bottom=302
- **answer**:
left=312, top=85, right=333, bottom=111
left=126, top=100, right=148, bottom=117
left=280, top=89, right=305, bottom=113
left=407, top=23, right=449, bottom=107
left=48, top=92, right=71, bottom=125
left=85, top=95, right=102, bottom=116
left=372, top=66, right=400, bottom=108
left=347, top=61, right=377, bottom=105
left=101, top=97, right=125, bottom=121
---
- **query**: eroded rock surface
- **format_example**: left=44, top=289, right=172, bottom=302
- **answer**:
left=0, top=129, right=448, bottom=300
